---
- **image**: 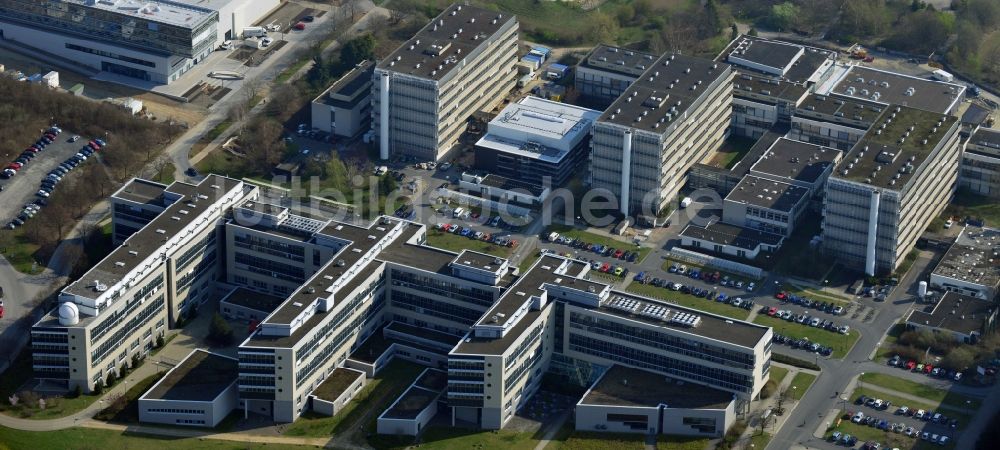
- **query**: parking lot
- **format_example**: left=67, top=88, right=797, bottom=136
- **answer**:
left=823, top=397, right=958, bottom=449
left=0, top=128, right=102, bottom=225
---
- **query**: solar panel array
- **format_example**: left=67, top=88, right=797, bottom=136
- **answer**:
left=604, top=295, right=701, bottom=328
left=640, top=303, right=670, bottom=320
left=670, top=312, right=702, bottom=328
left=608, top=296, right=640, bottom=313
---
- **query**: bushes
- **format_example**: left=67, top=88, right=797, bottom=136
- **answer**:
left=208, top=312, right=234, bottom=347
left=772, top=353, right=821, bottom=371
left=716, top=420, right=748, bottom=450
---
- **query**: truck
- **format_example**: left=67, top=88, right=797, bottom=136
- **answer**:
left=932, top=69, right=954, bottom=83
left=242, top=26, right=268, bottom=38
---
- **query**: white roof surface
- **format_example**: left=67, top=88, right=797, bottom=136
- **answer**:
left=63, top=0, right=214, bottom=28
left=476, top=96, right=599, bottom=162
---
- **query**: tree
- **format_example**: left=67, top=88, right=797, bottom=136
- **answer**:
left=767, top=2, right=800, bottom=31
left=155, top=334, right=165, bottom=348
left=106, top=371, right=117, bottom=387
left=208, top=312, right=234, bottom=347
left=730, top=24, right=739, bottom=41
left=748, top=27, right=759, bottom=37
left=699, top=0, right=722, bottom=38
left=941, top=346, right=975, bottom=371
left=342, top=34, right=376, bottom=67
left=72, top=385, right=82, bottom=399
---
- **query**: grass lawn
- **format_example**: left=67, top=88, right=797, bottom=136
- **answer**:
left=547, top=429, right=708, bottom=450
left=749, top=432, right=772, bottom=450
left=850, top=386, right=972, bottom=427
left=769, top=366, right=790, bottom=386
left=858, top=373, right=982, bottom=410
left=752, top=315, right=860, bottom=359
left=427, top=229, right=514, bottom=259
left=626, top=282, right=751, bottom=320
left=284, top=360, right=424, bottom=437
left=709, top=136, right=758, bottom=170
left=547, top=225, right=651, bottom=263
left=0, top=226, right=44, bottom=274
left=0, top=427, right=315, bottom=450
left=95, top=371, right=165, bottom=423
left=154, top=161, right=176, bottom=185
left=944, top=190, right=1000, bottom=227
left=876, top=323, right=906, bottom=359
left=368, top=425, right=542, bottom=450
left=518, top=249, right=542, bottom=273
left=789, top=372, right=817, bottom=400
left=0, top=349, right=98, bottom=420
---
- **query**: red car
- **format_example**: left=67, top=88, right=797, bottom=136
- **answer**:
left=905, top=360, right=917, bottom=370
left=0, top=300, right=4, bottom=319
left=599, top=263, right=610, bottom=272
left=924, top=364, right=934, bottom=374
left=613, top=249, right=624, bottom=259
left=7, top=162, right=22, bottom=170
left=293, top=22, right=306, bottom=30
left=88, top=142, right=101, bottom=151
left=24, top=147, right=40, bottom=153
left=767, top=307, right=778, bottom=316
left=775, top=292, right=788, bottom=300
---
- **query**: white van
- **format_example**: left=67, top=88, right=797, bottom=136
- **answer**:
left=453, top=207, right=465, bottom=218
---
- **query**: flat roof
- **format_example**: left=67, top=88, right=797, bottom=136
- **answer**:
left=725, top=131, right=784, bottom=176
left=376, top=4, right=515, bottom=81
left=386, top=321, right=462, bottom=348
left=599, top=52, right=730, bottom=133
left=725, top=37, right=802, bottom=73
left=315, top=61, right=374, bottom=109
left=65, top=175, right=243, bottom=299
left=64, top=0, right=215, bottom=29
left=970, top=128, right=1000, bottom=149
left=415, top=368, right=448, bottom=392
left=963, top=104, right=992, bottom=126
left=142, top=349, right=237, bottom=401
left=932, top=226, right=1000, bottom=290
left=726, top=176, right=809, bottom=212
left=906, top=292, right=996, bottom=335
left=833, top=105, right=958, bottom=189
left=797, top=93, right=884, bottom=123
left=220, top=287, right=285, bottom=316
left=830, top=66, right=964, bottom=114
left=476, top=96, right=599, bottom=162
left=350, top=325, right=449, bottom=363
left=381, top=386, right=439, bottom=419
left=312, top=367, right=364, bottom=401
left=113, top=178, right=169, bottom=206
left=578, top=44, right=658, bottom=78
left=581, top=365, right=734, bottom=409
left=733, top=74, right=808, bottom=103
left=750, top=138, right=841, bottom=185
left=681, top=222, right=784, bottom=251
left=452, top=249, right=507, bottom=273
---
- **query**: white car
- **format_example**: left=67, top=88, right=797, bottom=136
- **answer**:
left=219, top=40, right=233, bottom=50
left=746, top=282, right=755, bottom=292
left=261, top=37, right=274, bottom=47
left=36, top=190, right=50, bottom=198
left=944, top=219, right=954, bottom=229
left=69, top=135, right=80, bottom=142
left=852, top=412, right=865, bottom=423
left=838, top=325, right=850, bottom=334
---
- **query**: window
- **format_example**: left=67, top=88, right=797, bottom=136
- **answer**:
left=683, top=417, right=717, bottom=433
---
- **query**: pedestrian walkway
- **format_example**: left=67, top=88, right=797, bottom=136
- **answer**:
left=840, top=374, right=977, bottom=415
left=82, top=420, right=330, bottom=447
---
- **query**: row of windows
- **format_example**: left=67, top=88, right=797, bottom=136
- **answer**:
left=296, top=272, right=386, bottom=364
left=568, top=333, right=753, bottom=393
left=505, top=323, right=544, bottom=368
left=176, top=232, right=216, bottom=271
left=568, top=312, right=755, bottom=369
left=176, top=251, right=217, bottom=292
left=234, top=252, right=305, bottom=283
left=91, top=296, right=164, bottom=367
left=746, top=206, right=790, bottom=223
left=91, top=274, right=164, bottom=344
left=233, top=233, right=305, bottom=263
left=390, top=291, right=484, bottom=326
left=296, top=293, right=386, bottom=387
left=65, top=43, right=156, bottom=68
left=146, top=408, right=205, bottom=415
left=390, top=269, right=496, bottom=307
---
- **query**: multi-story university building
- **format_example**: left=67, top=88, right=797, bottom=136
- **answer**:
left=590, top=52, right=734, bottom=218
left=822, top=106, right=962, bottom=276
left=574, top=44, right=657, bottom=108
left=32, top=173, right=771, bottom=438
left=372, top=3, right=518, bottom=162
left=0, top=0, right=279, bottom=84
left=959, top=128, right=1000, bottom=198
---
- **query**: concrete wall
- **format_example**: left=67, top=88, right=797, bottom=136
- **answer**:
left=139, top=380, right=238, bottom=427
left=574, top=402, right=734, bottom=437
left=215, top=0, right=281, bottom=43
left=377, top=399, right=438, bottom=436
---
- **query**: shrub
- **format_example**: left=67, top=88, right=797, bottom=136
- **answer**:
left=772, top=353, right=821, bottom=370
left=71, top=385, right=82, bottom=399
left=208, top=312, right=234, bottom=347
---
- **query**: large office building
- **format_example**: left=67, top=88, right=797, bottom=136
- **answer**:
left=929, top=226, right=1000, bottom=300
left=822, top=105, right=962, bottom=275
left=590, top=52, right=734, bottom=218
left=474, top=96, right=599, bottom=187
left=31, top=175, right=251, bottom=391
left=311, top=61, right=374, bottom=138
left=718, top=36, right=837, bottom=139
left=574, top=44, right=657, bottom=108
left=0, top=0, right=279, bottom=84
left=959, top=128, right=1000, bottom=198
left=372, top=3, right=519, bottom=162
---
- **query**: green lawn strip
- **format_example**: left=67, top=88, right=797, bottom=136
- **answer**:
left=752, top=315, right=860, bottom=359
left=518, top=250, right=541, bottom=273
left=784, top=283, right=853, bottom=305
left=788, top=372, right=818, bottom=400
left=155, top=161, right=176, bottom=185
left=95, top=371, right=165, bottom=423
left=749, top=432, right=772, bottom=450
left=284, top=360, right=424, bottom=438
left=426, top=229, right=514, bottom=259
left=876, top=323, right=906, bottom=359
left=0, top=427, right=314, bottom=450
left=0, top=226, right=44, bottom=274
left=626, top=282, right=750, bottom=320
left=769, top=366, right=790, bottom=386
left=368, top=425, right=541, bottom=450
left=858, top=373, right=982, bottom=410
left=547, top=429, right=707, bottom=450
left=850, top=386, right=973, bottom=428
left=547, top=225, right=651, bottom=263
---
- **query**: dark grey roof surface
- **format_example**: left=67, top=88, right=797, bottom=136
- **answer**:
left=970, top=128, right=1000, bottom=149
left=376, top=4, right=515, bottom=81
left=907, top=292, right=996, bottom=335
left=962, top=104, right=991, bottom=126
left=797, top=94, right=884, bottom=123
left=726, top=37, right=802, bottom=72
left=750, top=138, right=841, bottom=185
left=221, top=287, right=285, bottom=315
left=582, top=364, right=734, bottom=409
left=599, top=52, right=730, bottom=133
left=578, top=44, right=657, bottom=78
left=726, top=176, right=809, bottom=212
left=316, top=61, right=374, bottom=109
left=114, top=178, right=168, bottom=206
left=831, top=66, right=964, bottom=114
left=143, top=350, right=237, bottom=401
left=681, top=222, right=784, bottom=250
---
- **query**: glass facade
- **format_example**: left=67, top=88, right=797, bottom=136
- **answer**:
left=0, top=0, right=217, bottom=58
